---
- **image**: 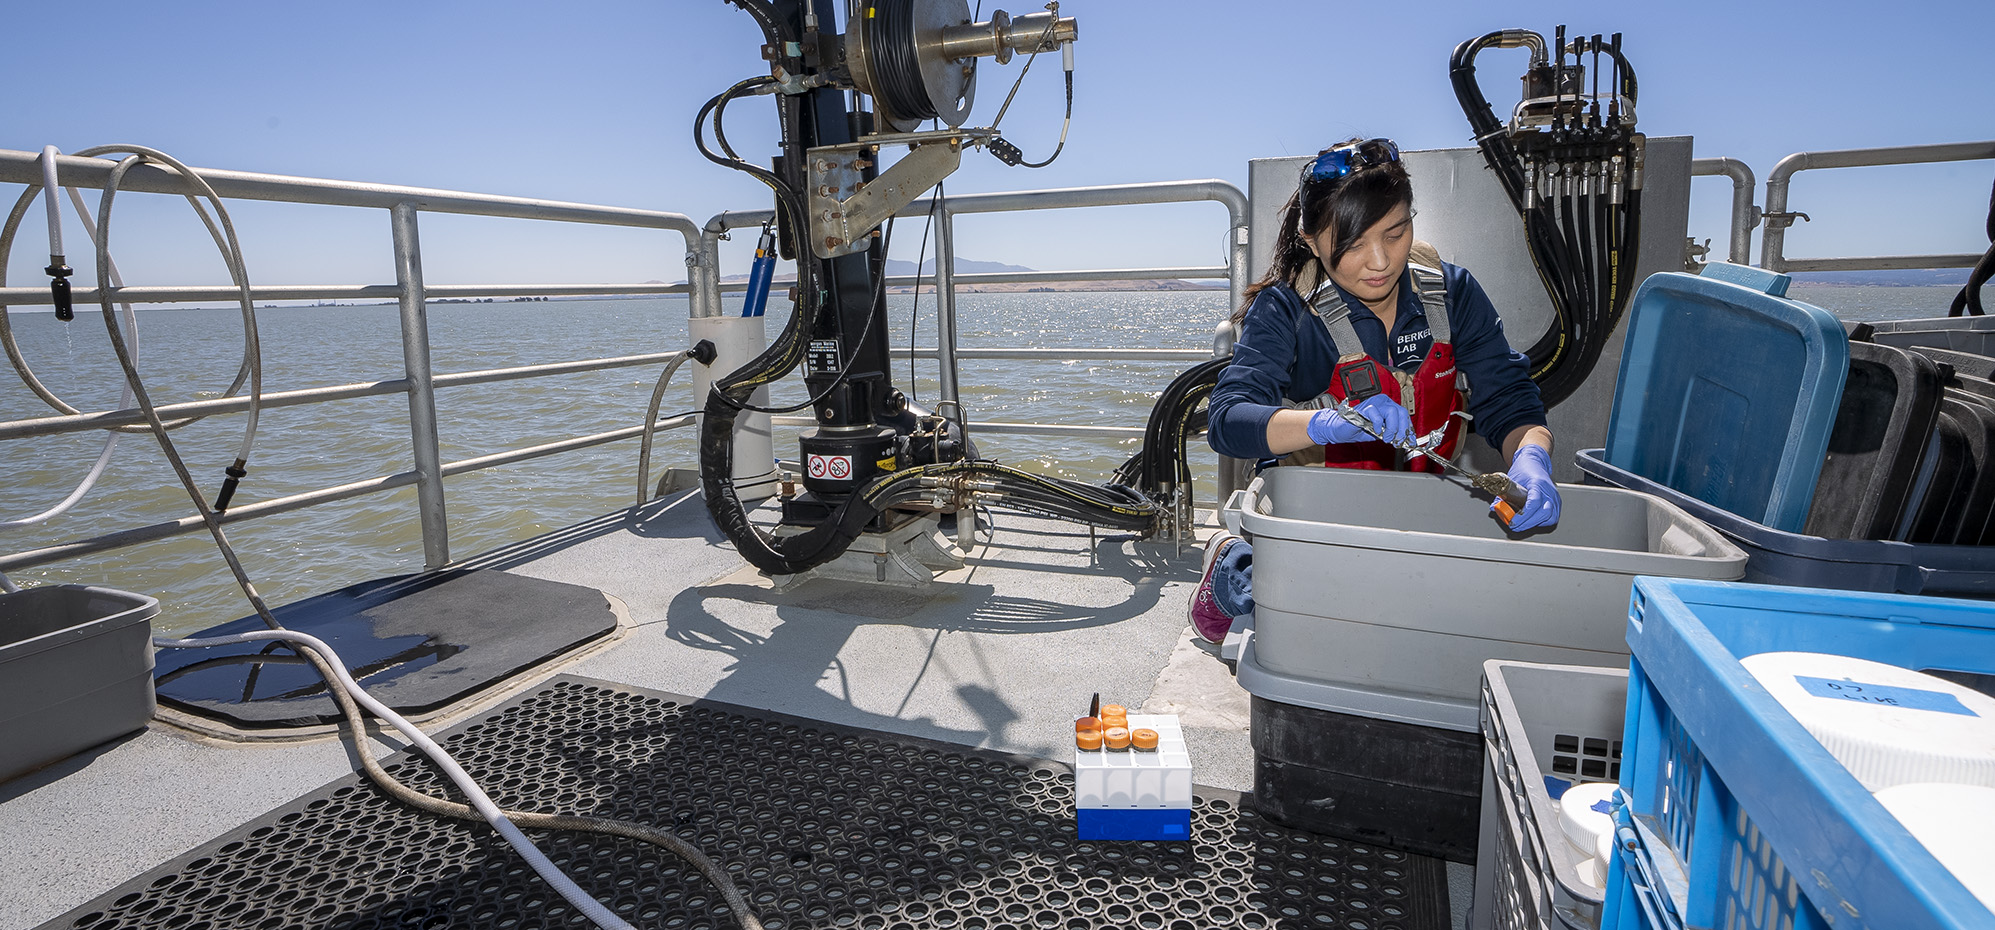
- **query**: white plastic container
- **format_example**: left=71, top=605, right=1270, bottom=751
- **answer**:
left=1740, top=652, right=1995, bottom=791
left=1873, top=783, right=1995, bottom=912
left=689, top=315, right=779, bottom=501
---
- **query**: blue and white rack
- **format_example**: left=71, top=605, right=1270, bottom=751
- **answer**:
left=1074, top=714, right=1193, bottom=841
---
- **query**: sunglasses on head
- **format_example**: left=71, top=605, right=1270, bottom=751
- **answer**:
left=1302, top=139, right=1402, bottom=185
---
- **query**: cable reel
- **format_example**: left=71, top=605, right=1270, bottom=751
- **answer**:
left=845, top=0, right=1074, bottom=132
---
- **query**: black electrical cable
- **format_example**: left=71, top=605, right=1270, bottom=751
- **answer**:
left=907, top=181, right=941, bottom=398
left=984, top=12, right=1071, bottom=169
left=868, top=0, right=936, bottom=122
left=1013, top=70, right=1073, bottom=169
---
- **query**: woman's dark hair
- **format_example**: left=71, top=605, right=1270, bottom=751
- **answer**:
left=1233, top=138, right=1414, bottom=324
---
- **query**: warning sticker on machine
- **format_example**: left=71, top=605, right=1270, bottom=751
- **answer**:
left=806, top=453, right=853, bottom=481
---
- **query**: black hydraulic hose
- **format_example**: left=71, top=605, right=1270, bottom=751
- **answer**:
left=1574, top=185, right=1596, bottom=339
left=695, top=77, right=800, bottom=222
left=1449, top=32, right=1530, bottom=211
left=1148, top=359, right=1227, bottom=490
left=720, top=0, right=795, bottom=50
left=1950, top=178, right=1995, bottom=317
left=1955, top=248, right=1995, bottom=318
left=1112, top=357, right=1225, bottom=496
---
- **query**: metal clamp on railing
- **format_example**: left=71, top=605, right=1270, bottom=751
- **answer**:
left=1759, top=210, right=1809, bottom=229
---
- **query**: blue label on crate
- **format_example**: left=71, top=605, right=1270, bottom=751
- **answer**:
left=1795, top=676, right=1977, bottom=716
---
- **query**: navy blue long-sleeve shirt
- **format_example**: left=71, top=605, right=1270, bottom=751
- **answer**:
left=1208, top=261, right=1547, bottom=460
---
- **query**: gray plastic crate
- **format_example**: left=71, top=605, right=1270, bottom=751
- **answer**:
left=1225, top=467, right=1744, bottom=731
left=1472, top=661, right=1628, bottom=930
left=1869, top=315, right=1995, bottom=357
left=0, top=585, right=159, bottom=783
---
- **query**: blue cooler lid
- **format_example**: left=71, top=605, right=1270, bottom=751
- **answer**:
left=1604, top=264, right=1849, bottom=533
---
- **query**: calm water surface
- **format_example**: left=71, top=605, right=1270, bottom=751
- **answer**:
left=0, top=291, right=1229, bottom=633
left=0, top=284, right=1967, bottom=634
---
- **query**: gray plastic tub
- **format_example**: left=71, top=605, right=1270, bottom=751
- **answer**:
left=1868, top=314, right=1995, bottom=356
left=0, top=585, right=159, bottom=784
left=1225, top=467, right=1744, bottom=732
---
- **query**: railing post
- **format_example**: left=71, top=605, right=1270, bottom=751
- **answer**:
left=693, top=223, right=726, bottom=320
left=933, top=207, right=961, bottom=406
left=390, top=203, right=451, bottom=569
left=1227, top=221, right=1249, bottom=314
left=1215, top=201, right=1250, bottom=513
left=1691, top=157, right=1759, bottom=266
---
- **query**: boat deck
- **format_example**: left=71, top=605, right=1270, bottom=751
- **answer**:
left=0, top=490, right=1471, bottom=929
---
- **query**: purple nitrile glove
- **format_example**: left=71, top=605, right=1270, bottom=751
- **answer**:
left=1306, top=394, right=1414, bottom=446
left=1503, top=443, right=1561, bottom=530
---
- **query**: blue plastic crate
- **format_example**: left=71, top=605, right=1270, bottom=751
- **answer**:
left=1603, top=578, right=1995, bottom=930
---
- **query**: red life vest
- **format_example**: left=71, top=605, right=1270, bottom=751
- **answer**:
left=1297, top=264, right=1468, bottom=473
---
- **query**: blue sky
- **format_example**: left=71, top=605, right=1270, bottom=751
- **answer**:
left=3, top=0, right=1990, bottom=292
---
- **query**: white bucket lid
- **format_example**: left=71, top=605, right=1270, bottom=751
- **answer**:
left=1559, top=781, right=1618, bottom=853
left=1741, top=652, right=1995, bottom=792
left=1873, top=782, right=1995, bottom=913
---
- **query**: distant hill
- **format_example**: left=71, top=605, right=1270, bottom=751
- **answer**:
left=1788, top=268, right=1972, bottom=287
left=884, top=258, right=1034, bottom=275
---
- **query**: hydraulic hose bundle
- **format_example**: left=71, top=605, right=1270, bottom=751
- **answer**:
left=1114, top=357, right=1228, bottom=497
left=1451, top=27, right=1643, bottom=408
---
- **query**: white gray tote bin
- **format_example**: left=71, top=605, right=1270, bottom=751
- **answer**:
left=0, top=585, right=159, bottom=784
left=1224, top=467, right=1744, bottom=732
left=1472, top=661, right=1628, bottom=930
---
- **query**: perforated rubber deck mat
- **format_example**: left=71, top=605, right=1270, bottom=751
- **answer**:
left=44, top=676, right=1450, bottom=930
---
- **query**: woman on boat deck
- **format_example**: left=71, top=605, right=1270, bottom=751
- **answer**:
left=1191, top=137, right=1561, bottom=643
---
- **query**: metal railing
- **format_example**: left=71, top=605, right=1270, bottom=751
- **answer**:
left=1759, top=140, right=1995, bottom=273
left=0, top=148, right=710, bottom=571
left=0, top=148, right=1246, bottom=574
left=698, top=178, right=1248, bottom=406
left=1691, top=157, right=1759, bottom=265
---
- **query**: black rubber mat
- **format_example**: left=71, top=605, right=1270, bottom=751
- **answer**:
left=153, top=570, right=617, bottom=727
left=45, top=676, right=1450, bottom=930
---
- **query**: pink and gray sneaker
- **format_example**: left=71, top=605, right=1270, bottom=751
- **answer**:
left=1189, top=532, right=1240, bottom=644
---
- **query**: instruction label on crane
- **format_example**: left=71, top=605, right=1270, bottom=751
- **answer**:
left=807, top=339, right=842, bottom=374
